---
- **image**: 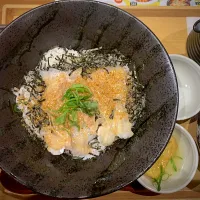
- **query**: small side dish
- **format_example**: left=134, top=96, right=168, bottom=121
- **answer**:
left=170, top=54, right=200, bottom=120
left=138, top=124, right=198, bottom=193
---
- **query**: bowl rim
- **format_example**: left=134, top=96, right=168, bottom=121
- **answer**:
left=169, top=54, right=200, bottom=121
left=137, top=123, right=199, bottom=194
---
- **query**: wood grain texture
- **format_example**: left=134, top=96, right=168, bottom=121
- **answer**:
left=0, top=2, right=200, bottom=200
left=0, top=0, right=53, bottom=23
left=138, top=17, right=188, bottom=55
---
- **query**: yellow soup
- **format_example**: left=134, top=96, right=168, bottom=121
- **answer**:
left=146, top=136, right=178, bottom=179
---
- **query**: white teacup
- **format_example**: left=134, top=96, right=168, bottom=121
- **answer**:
left=170, top=54, right=200, bottom=121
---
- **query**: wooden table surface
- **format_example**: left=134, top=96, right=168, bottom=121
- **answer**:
left=0, top=1, right=200, bottom=200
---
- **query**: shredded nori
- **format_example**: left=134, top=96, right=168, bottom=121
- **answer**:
left=36, top=48, right=145, bottom=123
left=15, top=47, right=145, bottom=156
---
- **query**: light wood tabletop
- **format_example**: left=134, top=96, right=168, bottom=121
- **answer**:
left=0, top=1, right=200, bottom=200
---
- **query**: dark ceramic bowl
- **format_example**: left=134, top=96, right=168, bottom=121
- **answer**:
left=0, top=1, right=178, bottom=198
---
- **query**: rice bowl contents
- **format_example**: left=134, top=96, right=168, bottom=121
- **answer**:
left=12, top=47, right=145, bottom=159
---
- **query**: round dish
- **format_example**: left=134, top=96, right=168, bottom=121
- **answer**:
left=138, top=123, right=198, bottom=193
left=0, top=1, right=178, bottom=198
left=170, top=54, right=200, bottom=121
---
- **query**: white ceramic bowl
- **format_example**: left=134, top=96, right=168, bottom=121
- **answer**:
left=170, top=54, right=200, bottom=121
left=138, top=123, right=199, bottom=194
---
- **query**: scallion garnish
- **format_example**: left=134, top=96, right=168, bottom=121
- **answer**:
left=55, top=84, right=98, bottom=128
left=152, top=155, right=182, bottom=191
left=170, top=157, right=177, bottom=172
left=152, top=165, right=170, bottom=191
left=174, top=156, right=183, bottom=160
left=13, top=103, right=21, bottom=113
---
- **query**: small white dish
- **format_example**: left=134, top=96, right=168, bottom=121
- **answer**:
left=138, top=123, right=198, bottom=194
left=170, top=54, right=200, bottom=121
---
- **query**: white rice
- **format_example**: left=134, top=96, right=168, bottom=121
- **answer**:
left=12, top=46, right=144, bottom=159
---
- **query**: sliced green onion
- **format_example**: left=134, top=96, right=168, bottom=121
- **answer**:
left=174, top=156, right=183, bottom=160
left=13, top=103, right=21, bottom=113
left=170, top=157, right=177, bottom=172
left=152, top=165, right=170, bottom=191
left=54, top=84, right=98, bottom=130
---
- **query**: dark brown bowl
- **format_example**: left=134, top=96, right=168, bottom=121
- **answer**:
left=187, top=20, right=200, bottom=66
left=188, top=38, right=200, bottom=63
left=0, top=1, right=178, bottom=198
